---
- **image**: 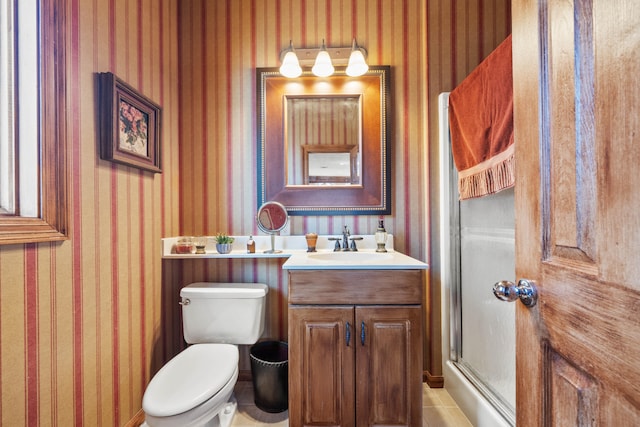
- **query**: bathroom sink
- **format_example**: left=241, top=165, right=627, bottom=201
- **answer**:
left=282, top=247, right=428, bottom=270
left=307, top=251, right=393, bottom=263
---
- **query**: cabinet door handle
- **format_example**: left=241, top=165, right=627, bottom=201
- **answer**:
left=346, top=322, right=351, bottom=346
left=360, top=321, right=366, bottom=346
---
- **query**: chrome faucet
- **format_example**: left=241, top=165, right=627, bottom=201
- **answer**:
left=328, top=225, right=362, bottom=251
left=342, top=225, right=350, bottom=250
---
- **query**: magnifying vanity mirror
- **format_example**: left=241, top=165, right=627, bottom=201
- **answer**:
left=256, top=201, right=289, bottom=253
left=257, top=66, right=391, bottom=215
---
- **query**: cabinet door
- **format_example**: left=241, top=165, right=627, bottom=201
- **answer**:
left=289, top=305, right=356, bottom=427
left=355, top=306, right=423, bottom=427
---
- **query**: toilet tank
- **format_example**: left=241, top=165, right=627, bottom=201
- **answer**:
left=180, top=282, right=268, bottom=344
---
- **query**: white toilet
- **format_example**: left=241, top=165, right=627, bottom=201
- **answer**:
left=141, top=282, right=269, bottom=427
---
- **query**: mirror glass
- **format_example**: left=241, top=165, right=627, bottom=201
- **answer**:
left=257, top=201, right=289, bottom=254
left=257, top=201, right=289, bottom=233
left=257, top=66, right=391, bottom=216
left=286, top=95, right=361, bottom=185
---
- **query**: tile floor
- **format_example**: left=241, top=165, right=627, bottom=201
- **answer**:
left=231, top=381, right=473, bottom=427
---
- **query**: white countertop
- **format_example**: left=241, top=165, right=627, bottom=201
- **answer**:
left=162, top=234, right=394, bottom=258
left=161, top=234, right=428, bottom=270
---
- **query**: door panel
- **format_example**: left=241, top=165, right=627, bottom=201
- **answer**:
left=289, top=306, right=355, bottom=427
left=513, top=0, right=640, bottom=425
left=545, top=0, right=597, bottom=265
left=355, top=306, right=422, bottom=427
left=547, top=348, right=597, bottom=426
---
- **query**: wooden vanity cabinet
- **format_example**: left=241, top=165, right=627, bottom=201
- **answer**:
left=288, top=270, right=424, bottom=427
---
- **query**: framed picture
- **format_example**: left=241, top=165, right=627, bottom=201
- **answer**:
left=99, top=72, right=162, bottom=173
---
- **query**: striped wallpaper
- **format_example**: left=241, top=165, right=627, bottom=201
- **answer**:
left=0, top=0, right=180, bottom=425
left=174, top=0, right=430, bottom=378
left=175, top=0, right=510, bottom=384
left=0, top=0, right=510, bottom=425
left=177, top=0, right=429, bottom=252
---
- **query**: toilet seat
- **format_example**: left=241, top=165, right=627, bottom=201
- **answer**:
left=143, top=343, right=239, bottom=417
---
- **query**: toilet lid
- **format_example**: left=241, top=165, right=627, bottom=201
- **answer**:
left=142, top=343, right=238, bottom=417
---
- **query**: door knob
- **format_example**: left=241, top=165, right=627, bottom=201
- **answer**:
left=493, top=279, right=538, bottom=307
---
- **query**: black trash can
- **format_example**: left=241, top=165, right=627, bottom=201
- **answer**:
left=249, top=340, right=288, bottom=413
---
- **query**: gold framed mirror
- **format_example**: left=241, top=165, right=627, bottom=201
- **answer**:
left=257, top=66, right=391, bottom=215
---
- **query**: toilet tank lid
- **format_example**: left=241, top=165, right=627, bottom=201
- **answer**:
left=180, top=282, right=268, bottom=298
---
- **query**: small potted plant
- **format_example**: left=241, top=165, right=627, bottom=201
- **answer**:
left=214, top=233, right=235, bottom=254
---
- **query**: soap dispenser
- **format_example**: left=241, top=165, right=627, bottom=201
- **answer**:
left=375, top=218, right=388, bottom=252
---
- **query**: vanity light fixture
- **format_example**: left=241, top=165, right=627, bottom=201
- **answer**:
left=279, top=38, right=368, bottom=78
left=279, top=41, right=303, bottom=78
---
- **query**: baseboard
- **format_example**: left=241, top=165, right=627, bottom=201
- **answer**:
left=423, top=370, right=445, bottom=388
left=124, top=409, right=145, bottom=427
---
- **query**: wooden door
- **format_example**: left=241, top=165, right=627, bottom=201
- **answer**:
left=355, top=306, right=422, bottom=427
left=512, top=0, right=640, bottom=425
left=288, top=305, right=355, bottom=427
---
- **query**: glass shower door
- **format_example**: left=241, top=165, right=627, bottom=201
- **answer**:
left=456, top=187, right=515, bottom=423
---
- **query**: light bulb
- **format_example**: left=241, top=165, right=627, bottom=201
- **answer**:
left=346, top=39, right=368, bottom=77
left=279, top=42, right=302, bottom=78
left=312, top=40, right=334, bottom=77
left=346, top=49, right=368, bottom=76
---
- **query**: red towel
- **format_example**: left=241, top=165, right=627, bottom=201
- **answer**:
left=449, top=35, right=514, bottom=200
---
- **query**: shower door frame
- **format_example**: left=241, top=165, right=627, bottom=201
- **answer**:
left=438, top=92, right=515, bottom=427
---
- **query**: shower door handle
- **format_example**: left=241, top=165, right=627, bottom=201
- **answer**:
left=493, top=279, right=538, bottom=308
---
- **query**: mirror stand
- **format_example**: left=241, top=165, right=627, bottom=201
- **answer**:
left=265, top=232, right=281, bottom=254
